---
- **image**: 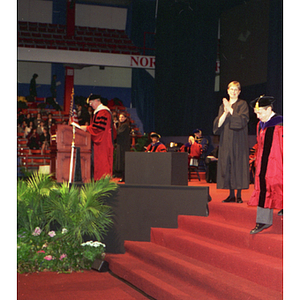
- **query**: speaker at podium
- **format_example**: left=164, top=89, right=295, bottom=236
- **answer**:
left=51, top=125, right=91, bottom=183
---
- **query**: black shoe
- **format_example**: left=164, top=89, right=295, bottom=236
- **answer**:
left=278, top=209, right=283, bottom=216
left=250, top=223, right=271, bottom=234
left=222, top=196, right=236, bottom=203
left=236, top=197, right=243, bottom=203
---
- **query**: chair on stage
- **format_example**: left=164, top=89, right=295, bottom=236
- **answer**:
left=188, top=157, right=201, bottom=181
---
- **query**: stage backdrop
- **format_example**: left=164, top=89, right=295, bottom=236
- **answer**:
left=154, top=0, right=282, bottom=136
left=155, top=0, right=220, bottom=137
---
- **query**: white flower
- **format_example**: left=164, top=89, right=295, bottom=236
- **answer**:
left=61, top=228, right=68, bottom=234
left=92, top=241, right=106, bottom=248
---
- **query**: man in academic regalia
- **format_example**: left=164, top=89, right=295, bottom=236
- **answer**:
left=145, top=132, right=167, bottom=152
left=248, top=96, right=283, bottom=234
left=80, top=94, right=114, bottom=180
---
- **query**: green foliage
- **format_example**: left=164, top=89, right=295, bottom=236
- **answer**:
left=132, top=134, right=149, bottom=152
left=45, top=176, right=116, bottom=245
left=17, top=172, right=54, bottom=233
left=17, top=173, right=118, bottom=273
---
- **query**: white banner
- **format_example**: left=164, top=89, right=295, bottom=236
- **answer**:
left=18, top=47, right=155, bottom=70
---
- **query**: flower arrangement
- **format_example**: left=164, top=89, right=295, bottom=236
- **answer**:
left=17, top=227, right=106, bottom=273
left=17, top=172, right=118, bottom=273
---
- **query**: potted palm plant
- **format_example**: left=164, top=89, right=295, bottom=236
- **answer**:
left=17, top=172, right=118, bottom=273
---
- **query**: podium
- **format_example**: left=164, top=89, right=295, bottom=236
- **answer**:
left=125, top=152, right=188, bottom=186
left=51, top=125, right=91, bottom=183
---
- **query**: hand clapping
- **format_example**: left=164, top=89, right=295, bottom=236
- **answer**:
left=223, top=98, right=233, bottom=114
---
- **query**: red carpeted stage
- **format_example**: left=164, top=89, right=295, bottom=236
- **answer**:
left=18, top=180, right=283, bottom=300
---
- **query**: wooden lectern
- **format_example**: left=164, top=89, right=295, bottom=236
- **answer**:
left=50, top=125, right=91, bottom=183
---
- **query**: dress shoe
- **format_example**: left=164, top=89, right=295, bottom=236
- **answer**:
left=250, top=223, right=271, bottom=234
left=278, top=209, right=283, bottom=216
left=222, top=196, right=236, bottom=203
left=236, top=197, right=243, bottom=203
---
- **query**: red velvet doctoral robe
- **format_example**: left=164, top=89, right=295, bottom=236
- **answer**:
left=145, top=142, right=167, bottom=152
left=248, top=114, right=283, bottom=209
left=86, top=104, right=113, bottom=180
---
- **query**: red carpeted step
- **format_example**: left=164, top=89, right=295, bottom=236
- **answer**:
left=17, top=271, right=149, bottom=300
left=150, top=228, right=282, bottom=293
left=124, top=241, right=282, bottom=300
left=177, top=215, right=283, bottom=259
left=106, top=252, right=219, bottom=300
left=207, top=200, right=283, bottom=233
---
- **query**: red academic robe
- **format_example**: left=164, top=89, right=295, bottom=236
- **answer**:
left=248, top=114, right=283, bottom=209
left=145, top=142, right=167, bottom=152
left=86, top=104, right=113, bottom=180
left=179, top=142, right=202, bottom=165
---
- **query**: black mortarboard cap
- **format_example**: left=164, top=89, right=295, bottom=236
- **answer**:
left=250, top=95, right=275, bottom=109
left=150, top=132, right=161, bottom=139
left=87, top=94, right=101, bottom=103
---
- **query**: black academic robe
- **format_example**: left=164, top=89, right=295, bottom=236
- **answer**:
left=213, top=99, right=249, bottom=189
left=115, top=122, right=131, bottom=173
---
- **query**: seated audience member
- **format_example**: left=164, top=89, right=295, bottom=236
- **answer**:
left=40, top=128, right=50, bottom=151
left=18, top=120, right=27, bottom=136
left=77, top=104, right=90, bottom=125
left=37, top=120, right=46, bottom=135
left=145, top=132, right=167, bottom=152
left=24, top=113, right=34, bottom=126
left=34, top=112, right=43, bottom=128
left=18, top=111, right=25, bottom=126
left=24, top=121, right=34, bottom=137
left=87, top=106, right=93, bottom=124
left=193, top=129, right=209, bottom=156
left=180, top=136, right=202, bottom=165
left=45, top=113, right=56, bottom=133
left=205, top=146, right=219, bottom=183
left=27, top=128, right=41, bottom=149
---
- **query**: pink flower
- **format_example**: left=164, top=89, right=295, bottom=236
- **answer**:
left=37, top=250, right=45, bottom=254
left=59, top=254, right=67, bottom=260
left=48, top=231, right=56, bottom=238
left=32, top=227, right=42, bottom=236
left=44, top=255, right=53, bottom=261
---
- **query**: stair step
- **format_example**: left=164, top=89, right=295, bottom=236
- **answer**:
left=177, top=215, right=283, bottom=258
left=207, top=200, right=283, bottom=233
left=107, top=241, right=282, bottom=300
left=106, top=252, right=219, bottom=300
left=150, top=228, right=282, bottom=292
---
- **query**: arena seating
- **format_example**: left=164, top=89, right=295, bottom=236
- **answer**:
left=17, top=102, right=143, bottom=176
left=17, top=21, right=141, bottom=55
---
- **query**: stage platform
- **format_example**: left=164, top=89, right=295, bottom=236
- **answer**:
left=103, top=180, right=210, bottom=254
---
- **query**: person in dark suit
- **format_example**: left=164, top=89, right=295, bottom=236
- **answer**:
left=29, top=73, right=38, bottom=99
left=115, top=112, right=131, bottom=182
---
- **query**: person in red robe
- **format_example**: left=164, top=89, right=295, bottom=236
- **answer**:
left=80, top=94, right=114, bottom=180
left=179, top=136, right=202, bottom=165
left=145, top=132, right=167, bottom=152
left=248, top=95, right=283, bottom=234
